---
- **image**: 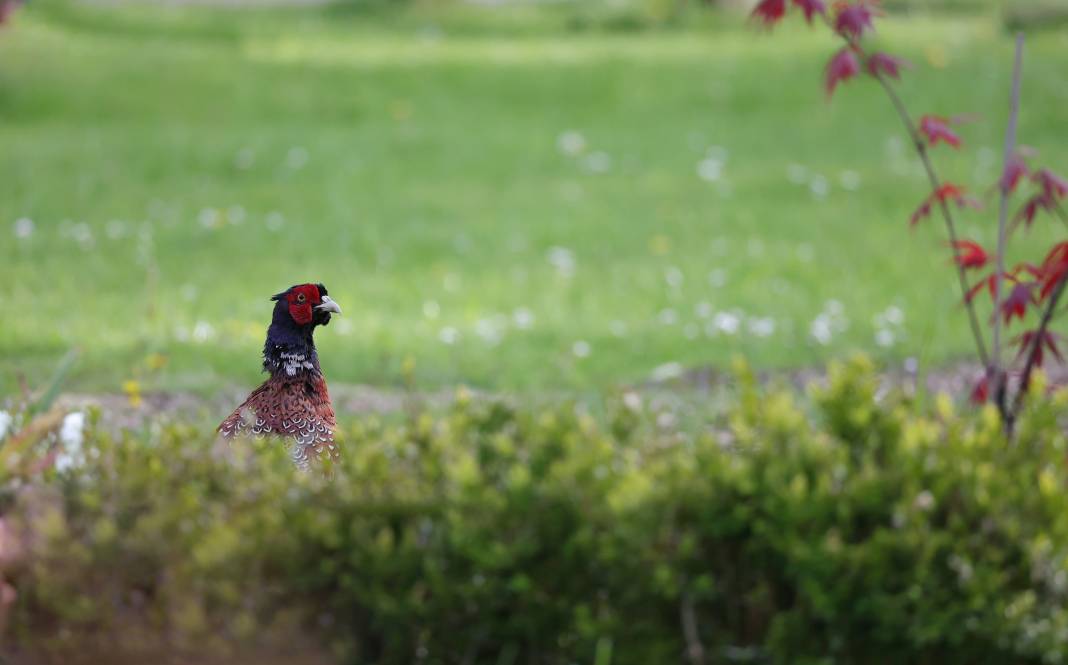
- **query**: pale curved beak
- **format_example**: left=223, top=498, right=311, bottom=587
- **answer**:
left=315, top=295, right=342, bottom=315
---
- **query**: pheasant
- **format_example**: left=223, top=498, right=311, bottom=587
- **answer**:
left=218, top=283, right=342, bottom=470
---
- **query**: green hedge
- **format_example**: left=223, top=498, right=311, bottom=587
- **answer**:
left=11, top=357, right=1068, bottom=664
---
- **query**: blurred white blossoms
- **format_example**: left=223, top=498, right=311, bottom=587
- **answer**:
left=513, top=307, right=534, bottom=330
left=56, top=411, right=86, bottom=472
left=583, top=151, right=612, bottom=174
left=265, top=211, right=286, bottom=232
left=556, top=130, right=586, bottom=156
left=13, top=217, right=34, bottom=240
left=747, top=316, right=776, bottom=338
left=650, top=362, right=684, bottom=382
left=839, top=170, right=862, bottom=191
left=572, top=341, right=591, bottom=358
left=810, top=300, right=849, bottom=346
left=547, top=246, right=576, bottom=278
left=710, top=311, right=741, bottom=336
left=0, top=411, right=11, bottom=440
left=873, top=305, right=905, bottom=348
left=438, top=327, right=460, bottom=345
left=697, top=145, right=729, bottom=183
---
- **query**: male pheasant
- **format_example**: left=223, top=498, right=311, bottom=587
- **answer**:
left=218, top=283, right=342, bottom=469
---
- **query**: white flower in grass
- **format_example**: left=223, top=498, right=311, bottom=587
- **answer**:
left=227, top=206, right=247, bottom=225
left=13, top=217, right=34, bottom=240
left=583, top=151, right=612, bottom=174
left=105, top=219, right=129, bottom=239
left=547, top=246, right=576, bottom=278
left=198, top=208, right=221, bottom=229
left=475, top=318, right=505, bottom=346
left=697, top=157, right=723, bottom=182
left=913, top=490, right=935, bottom=512
left=694, top=301, right=712, bottom=319
left=56, top=412, right=86, bottom=472
left=609, top=320, right=628, bottom=337
left=748, top=317, right=776, bottom=338
left=875, top=329, right=895, bottom=348
left=572, top=341, right=591, bottom=358
left=192, top=321, right=215, bottom=343
left=556, top=130, right=586, bottom=156
left=809, top=174, right=829, bottom=200
left=839, top=170, right=862, bottom=191
left=883, top=305, right=904, bottom=325
left=622, top=392, right=642, bottom=412
left=68, top=222, right=94, bottom=250
left=651, top=362, right=684, bottom=382
left=513, top=308, right=534, bottom=330
left=286, top=147, right=309, bottom=170
left=438, top=327, right=459, bottom=345
left=708, top=269, right=727, bottom=288
left=265, top=211, right=286, bottom=231
left=810, top=301, right=848, bottom=346
left=683, top=323, right=699, bottom=340
left=423, top=300, right=440, bottom=319
left=658, top=308, right=678, bottom=326
left=664, top=267, right=684, bottom=288
left=0, top=411, right=12, bottom=440
left=786, top=163, right=808, bottom=184
left=712, top=311, right=740, bottom=335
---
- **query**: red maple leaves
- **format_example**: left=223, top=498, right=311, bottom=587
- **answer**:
left=825, top=48, right=861, bottom=98
left=751, top=0, right=787, bottom=26
left=752, top=0, right=827, bottom=26
left=1013, top=330, right=1063, bottom=368
left=833, top=1, right=877, bottom=39
left=999, top=154, right=1029, bottom=194
left=753, top=0, right=1068, bottom=393
left=910, top=183, right=979, bottom=227
left=866, top=52, right=908, bottom=79
left=950, top=240, right=988, bottom=270
left=918, top=115, right=963, bottom=149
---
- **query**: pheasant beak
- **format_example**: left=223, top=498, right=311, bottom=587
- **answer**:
left=315, top=295, right=342, bottom=315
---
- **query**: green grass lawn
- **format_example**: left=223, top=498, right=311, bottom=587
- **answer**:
left=2, top=2, right=1066, bottom=396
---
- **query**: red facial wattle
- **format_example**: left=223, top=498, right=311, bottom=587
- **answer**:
left=286, top=284, right=322, bottom=325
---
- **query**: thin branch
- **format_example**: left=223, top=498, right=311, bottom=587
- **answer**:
left=871, top=71, right=990, bottom=367
left=1012, top=271, right=1068, bottom=417
left=680, top=588, right=706, bottom=665
left=815, top=14, right=990, bottom=365
left=1010, top=199, right=1068, bottom=421
left=992, top=33, right=1026, bottom=421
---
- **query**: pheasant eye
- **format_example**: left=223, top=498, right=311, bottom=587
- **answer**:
left=296, top=293, right=306, bottom=304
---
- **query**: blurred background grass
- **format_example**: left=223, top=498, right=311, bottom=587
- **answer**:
left=2, top=0, right=1067, bottom=397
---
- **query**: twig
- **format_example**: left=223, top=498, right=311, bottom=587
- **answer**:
left=680, top=588, right=706, bottom=665
left=871, top=71, right=990, bottom=367
left=1012, top=273, right=1068, bottom=415
left=1012, top=202, right=1068, bottom=418
left=819, top=11, right=991, bottom=366
left=992, top=33, right=1026, bottom=424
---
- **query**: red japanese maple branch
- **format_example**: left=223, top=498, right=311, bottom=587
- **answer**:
left=992, top=34, right=1025, bottom=419
left=1013, top=275, right=1067, bottom=416
left=1012, top=203, right=1068, bottom=420
left=868, top=70, right=990, bottom=368
left=807, top=4, right=990, bottom=366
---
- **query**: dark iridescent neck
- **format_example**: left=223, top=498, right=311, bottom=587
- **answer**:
left=262, top=310, right=320, bottom=378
